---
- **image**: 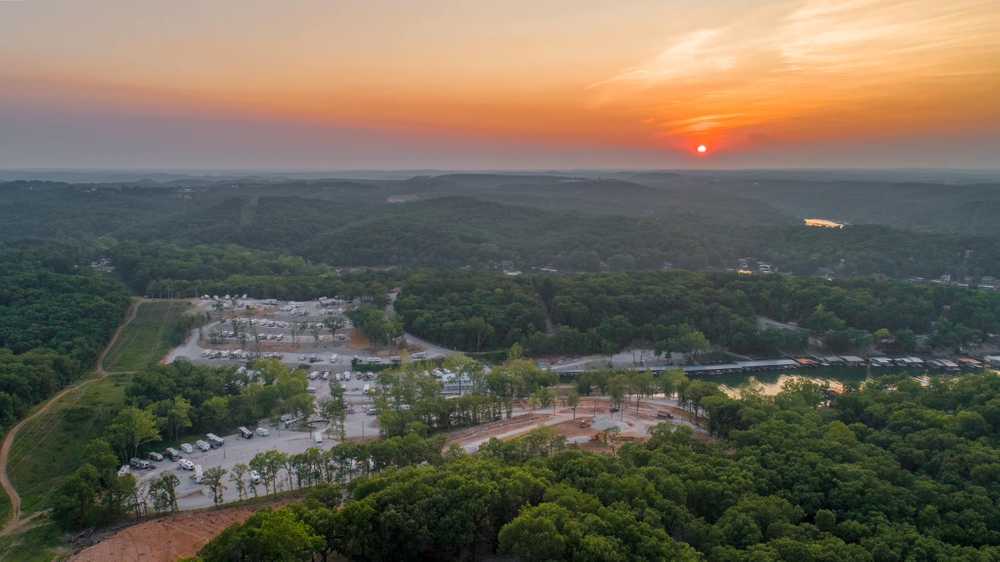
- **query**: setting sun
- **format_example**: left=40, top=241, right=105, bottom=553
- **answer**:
left=697, top=144, right=708, bottom=154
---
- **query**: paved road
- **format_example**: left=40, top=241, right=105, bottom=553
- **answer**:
left=0, top=299, right=142, bottom=535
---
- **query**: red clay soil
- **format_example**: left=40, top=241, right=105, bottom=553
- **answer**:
left=350, top=328, right=370, bottom=349
left=69, top=504, right=267, bottom=562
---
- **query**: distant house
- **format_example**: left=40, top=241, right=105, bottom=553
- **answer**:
left=804, top=218, right=845, bottom=229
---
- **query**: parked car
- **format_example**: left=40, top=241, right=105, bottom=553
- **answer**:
left=256, top=427, right=270, bottom=437
left=165, top=447, right=181, bottom=461
left=206, top=433, right=225, bottom=448
left=195, top=440, right=211, bottom=452
left=178, top=459, right=195, bottom=471
left=180, top=443, right=194, bottom=454
left=147, top=452, right=164, bottom=462
left=129, top=457, right=153, bottom=470
left=239, top=426, right=254, bottom=439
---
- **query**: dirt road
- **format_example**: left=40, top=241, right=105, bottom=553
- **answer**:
left=0, top=298, right=141, bottom=535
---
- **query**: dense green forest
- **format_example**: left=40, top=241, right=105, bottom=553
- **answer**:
left=397, top=271, right=1000, bottom=356
left=109, top=241, right=398, bottom=301
left=0, top=242, right=129, bottom=428
left=198, top=372, right=1000, bottom=561
left=3, top=175, right=1000, bottom=280
left=2, top=172, right=1000, bottom=558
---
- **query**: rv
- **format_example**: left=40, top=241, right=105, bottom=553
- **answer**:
left=180, top=443, right=194, bottom=454
left=195, top=440, right=211, bottom=452
left=239, top=426, right=254, bottom=439
left=191, top=464, right=204, bottom=483
left=178, top=459, right=195, bottom=471
left=206, top=433, right=225, bottom=448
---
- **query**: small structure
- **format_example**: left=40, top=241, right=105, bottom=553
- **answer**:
left=804, top=218, right=845, bottom=229
left=870, top=357, right=894, bottom=368
left=840, top=356, right=865, bottom=367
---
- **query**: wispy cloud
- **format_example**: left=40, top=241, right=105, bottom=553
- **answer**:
left=589, top=0, right=1000, bottom=148
left=593, top=28, right=739, bottom=87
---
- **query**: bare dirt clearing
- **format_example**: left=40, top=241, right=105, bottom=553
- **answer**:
left=445, top=398, right=707, bottom=453
left=69, top=501, right=287, bottom=562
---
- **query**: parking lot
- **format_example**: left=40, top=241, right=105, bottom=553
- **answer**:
left=143, top=296, right=435, bottom=510
left=133, top=403, right=380, bottom=510
left=165, top=296, right=415, bottom=370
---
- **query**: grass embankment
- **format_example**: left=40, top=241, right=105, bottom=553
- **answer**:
left=102, top=301, right=192, bottom=372
left=0, top=521, right=66, bottom=561
left=7, top=375, right=127, bottom=516
left=0, top=375, right=127, bottom=561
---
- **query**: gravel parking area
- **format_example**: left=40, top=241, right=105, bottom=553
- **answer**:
left=165, top=297, right=409, bottom=370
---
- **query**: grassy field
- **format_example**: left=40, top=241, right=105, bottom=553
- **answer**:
left=0, top=375, right=130, bottom=561
left=101, top=300, right=192, bottom=372
left=7, top=375, right=128, bottom=516
left=0, top=519, right=67, bottom=562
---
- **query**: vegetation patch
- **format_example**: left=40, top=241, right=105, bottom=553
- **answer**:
left=7, top=375, right=127, bottom=515
left=0, top=517, right=67, bottom=562
left=101, top=301, right=195, bottom=372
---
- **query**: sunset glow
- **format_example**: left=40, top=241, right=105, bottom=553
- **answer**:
left=1, top=0, right=998, bottom=168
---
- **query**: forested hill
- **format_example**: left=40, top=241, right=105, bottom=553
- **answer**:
left=2, top=173, right=1000, bottom=280
left=396, top=271, right=1000, bottom=356
left=620, top=171, right=1000, bottom=237
left=0, top=242, right=129, bottom=428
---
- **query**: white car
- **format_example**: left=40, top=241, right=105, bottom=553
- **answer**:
left=180, top=443, right=194, bottom=454
left=249, top=470, right=261, bottom=484
left=195, top=440, right=211, bottom=452
left=256, top=427, right=270, bottom=437
left=178, top=459, right=195, bottom=471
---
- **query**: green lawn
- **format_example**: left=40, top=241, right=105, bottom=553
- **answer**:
left=0, top=518, right=67, bottom=562
left=0, top=375, right=129, bottom=562
left=7, top=375, right=128, bottom=515
left=102, top=300, right=192, bottom=372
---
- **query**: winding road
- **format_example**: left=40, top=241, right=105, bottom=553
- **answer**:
left=0, top=298, right=141, bottom=536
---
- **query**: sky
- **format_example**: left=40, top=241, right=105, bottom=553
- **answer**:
left=1, top=0, right=998, bottom=170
